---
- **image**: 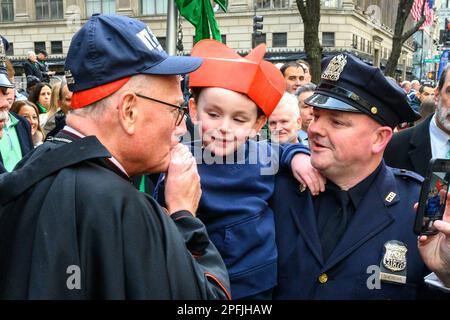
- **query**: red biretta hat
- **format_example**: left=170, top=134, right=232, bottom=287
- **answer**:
left=189, top=39, right=286, bottom=117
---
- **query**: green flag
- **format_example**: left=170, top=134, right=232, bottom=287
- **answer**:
left=175, top=0, right=228, bottom=44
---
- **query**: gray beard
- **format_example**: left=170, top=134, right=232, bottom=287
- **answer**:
left=0, top=110, right=8, bottom=123
left=436, top=98, right=450, bottom=132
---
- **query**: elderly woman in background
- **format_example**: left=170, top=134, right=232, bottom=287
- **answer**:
left=10, top=100, right=45, bottom=147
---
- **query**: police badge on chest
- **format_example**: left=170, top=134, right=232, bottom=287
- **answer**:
left=379, top=240, right=408, bottom=284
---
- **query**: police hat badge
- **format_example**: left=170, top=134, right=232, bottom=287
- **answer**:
left=379, top=240, right=408, bottom=284
left=321, top=54, right=347, bottom=81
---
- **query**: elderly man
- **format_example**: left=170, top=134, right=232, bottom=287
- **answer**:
left=268, top=92, right=302, bottom=144
left=272, top=54, right=434, bottom=299
left=0, top=15, right=230, bottom=299
left=23, top=51, right=43, bottom=87
left=295, top=83, right=317, bottom=146
left=385, top=68, right=450, bottom=177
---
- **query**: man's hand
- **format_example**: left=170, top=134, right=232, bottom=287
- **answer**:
left=417, top=191, right=450, bottom=287
left=291, top=153, right=326, bottom=196
left=164, top=144, right=202, bottom=216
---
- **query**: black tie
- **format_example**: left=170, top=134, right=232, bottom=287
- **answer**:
left=319, top=190, right=351, bottom=261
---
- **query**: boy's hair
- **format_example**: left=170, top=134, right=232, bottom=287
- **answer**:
left=190, top=87, right=266, bottom=119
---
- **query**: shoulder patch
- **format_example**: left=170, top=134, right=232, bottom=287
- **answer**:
left=391, top=167, right=424, bottom=184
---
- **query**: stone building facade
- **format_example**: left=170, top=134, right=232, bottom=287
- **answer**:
left=0, top=0, right=425, bottom=80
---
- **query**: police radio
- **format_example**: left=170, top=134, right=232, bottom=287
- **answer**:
left=414, top=159, right=450, bottom=236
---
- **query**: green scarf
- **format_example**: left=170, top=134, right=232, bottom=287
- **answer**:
left=36, top=102, right=47, bottom=114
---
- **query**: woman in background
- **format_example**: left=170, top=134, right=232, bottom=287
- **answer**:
left=28, top=82, right=52, bottom=125
left=11, top=100, right=45, bottom=147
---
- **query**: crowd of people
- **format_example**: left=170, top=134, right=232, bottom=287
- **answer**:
left=0, top=14, right=449, bottom=300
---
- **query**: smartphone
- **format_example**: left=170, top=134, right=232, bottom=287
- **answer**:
left=414, top=159, right=450, bottom=236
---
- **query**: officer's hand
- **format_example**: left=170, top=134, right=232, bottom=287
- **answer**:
left=291, top=153, right=326, bottom=196
left=416, top=191, right=450, bottom=287
left=164, top=144, right=201, bottom=216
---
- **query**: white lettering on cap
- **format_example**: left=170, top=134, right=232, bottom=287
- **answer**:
left=136, top=27, right=164, bottom=52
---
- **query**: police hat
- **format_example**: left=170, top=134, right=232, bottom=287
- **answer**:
left=0, top=35, right=14, bottom=88
left=305, top=54, right=419, bottom=128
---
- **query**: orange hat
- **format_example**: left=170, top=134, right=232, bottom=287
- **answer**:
left=189, top=39, right=286, bottom=117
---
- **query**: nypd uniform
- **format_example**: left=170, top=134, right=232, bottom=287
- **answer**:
left=272, top=54, right=433, bottom=299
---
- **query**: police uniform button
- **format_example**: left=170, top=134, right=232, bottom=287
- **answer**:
left=371, top=107, right=378, bottom=114
left=318, top=273, right=328, bottom=284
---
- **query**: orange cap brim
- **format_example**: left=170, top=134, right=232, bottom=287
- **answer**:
left=71, top=77, right=132, bottom=109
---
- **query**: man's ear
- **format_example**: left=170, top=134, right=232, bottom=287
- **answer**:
left=372, top=126, right=393, bottom=154
left=117, top=92, right=138, bottom=135
left=248, top=114, right=267, bottom=138
left=296, top=115, right=302, bottom=131
left=188, top=98, right=199, bottom=125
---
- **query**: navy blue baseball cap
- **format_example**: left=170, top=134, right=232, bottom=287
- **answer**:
left=0, top=35, right=14, bottom=89
left=64, top=14, right=202, bottom=108
left=305, top=53, right=419, bottom=128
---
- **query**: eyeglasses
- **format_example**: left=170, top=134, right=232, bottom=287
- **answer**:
left=135, top=93, right=187, bottom=126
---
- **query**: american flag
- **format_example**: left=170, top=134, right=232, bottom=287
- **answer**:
left=411, top=0, right=434, bottom=29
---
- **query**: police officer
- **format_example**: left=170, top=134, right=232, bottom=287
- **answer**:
left=272, top=54, right=432, bottom=299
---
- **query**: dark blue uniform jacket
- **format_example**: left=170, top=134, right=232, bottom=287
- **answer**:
left=273, top=162, right=430, bottom=300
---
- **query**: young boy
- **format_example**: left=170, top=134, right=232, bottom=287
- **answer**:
left=156, top=40, right=324, bottom=299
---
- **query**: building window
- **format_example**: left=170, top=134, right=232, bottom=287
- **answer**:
left=51, top=41, right=63, bottom=54
left=5, top=42, right=13, bottom=55
left=273, top=32, right=287, bottom=47
left=141, top=0, right=168, bottom=15
left=34, top=42, right=46, bottom=54
left=322, top=32, right=335, bottom=47
left=256, top=0, right=290, bottom=9
left=368, top=41, right=372, bottom=54
left=36, top=0, right=63, bottom=20
left=253, top=33, right=266, bottom=46
left=221, top=34, right=226, bottom=44
left=361, top=38, right=365, bottom=52
left=352, top=34, right=358, bottom=49
left=0, top=0, right=14, bottom=22
left=86, top=0, right=116, bottom=16
left=156, top=37, right=166, bottom=51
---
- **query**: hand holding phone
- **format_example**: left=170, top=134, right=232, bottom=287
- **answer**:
left=414, top=159, right=450, bottom=236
